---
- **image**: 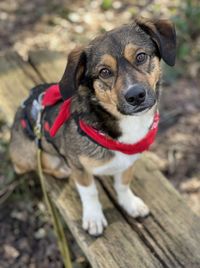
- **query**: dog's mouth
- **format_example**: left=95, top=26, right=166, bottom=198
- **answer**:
left=117, top=85, right=157, bottom=116
left=117, top=96, right=156, bottom=116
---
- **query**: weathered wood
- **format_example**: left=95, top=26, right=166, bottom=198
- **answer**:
left=1, top=50, right=200, bottom=268
left=46, top=176, right=162, bottom=268
left=0, top=51, right=64, bottom=124
left=99, top=154, right=200, bottom=268
left=28, top=50, right=66, bottom=83
left=0, top=52, right=38, bottom=124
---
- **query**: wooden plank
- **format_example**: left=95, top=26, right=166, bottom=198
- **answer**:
left=99, top=154, right=200, bottom=268
left=2, top=50, right=200, bottom=267
left=46, top=176, right=162, bottom=268
left=28, top=50, right=66, bottom=83
left=0, top=52, right=41, bottom=125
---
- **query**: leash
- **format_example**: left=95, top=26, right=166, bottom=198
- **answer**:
left=34, top=94, right=72, bottom=268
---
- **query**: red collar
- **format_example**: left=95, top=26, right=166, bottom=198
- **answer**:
left=42, top=84, right=159, bottom=155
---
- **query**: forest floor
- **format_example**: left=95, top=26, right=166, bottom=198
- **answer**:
left=0, top=0, right=200, bottom=267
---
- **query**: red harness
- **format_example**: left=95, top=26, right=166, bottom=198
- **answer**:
left=41, top=84, right=159, bottom=155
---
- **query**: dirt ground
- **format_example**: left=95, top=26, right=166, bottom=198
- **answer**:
left=154, top=78, right=200, bottom=213
left=0, top=0, right=200, bottom=267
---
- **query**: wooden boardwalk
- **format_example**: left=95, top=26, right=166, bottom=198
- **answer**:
left=1, top=50, right=200, bottom=268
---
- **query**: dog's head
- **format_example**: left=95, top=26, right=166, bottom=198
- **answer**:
left=59, top=17, right=176, bottom=117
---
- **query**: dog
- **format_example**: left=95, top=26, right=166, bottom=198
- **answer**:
left=10, top=17, right=176, bottom=236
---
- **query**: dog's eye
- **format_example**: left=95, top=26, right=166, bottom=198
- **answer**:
left=99, top=68, right=112, bottom=79
left=136, top=53, right=147, bottom=64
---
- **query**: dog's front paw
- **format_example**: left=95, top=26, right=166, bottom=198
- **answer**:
left=118, top=189, right=149, bottom=218
left=82, top=206, right=108, bottom=236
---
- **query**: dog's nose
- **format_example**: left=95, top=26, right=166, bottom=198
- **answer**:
left=125, top=85, right=146, bottom=106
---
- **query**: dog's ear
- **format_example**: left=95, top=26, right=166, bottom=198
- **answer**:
left=135, top=17, right=176, bottom=66
left=59, top=46, right=86, bottom=100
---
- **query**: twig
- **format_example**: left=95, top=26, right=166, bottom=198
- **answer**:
left=0, top=178, right=25, bottom=205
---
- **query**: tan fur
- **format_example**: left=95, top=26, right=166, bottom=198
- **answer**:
left=41, top=152, right=70, bottom=178
left=121, top=164, right=135, bottom=185
left=79, top=155, right=112, bottom=173
left=93, top=79, right=121, bottom=118
left=70, top=169, right=93, bottom=187
left=114, top=76, right=125, bottom=95
left=99, top=54, right=117, bottom=71
left=124, top=43, right=138, bottom=63
left=9, top=125, right=37, bottom=173
left=125, top=57, right=161, bottom=91
left=146, top=57, right=161, bottom=90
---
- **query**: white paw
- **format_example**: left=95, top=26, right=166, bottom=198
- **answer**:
left=82, top=206, right=108, bottom=236
left=118, top=189, right=149, bottom=218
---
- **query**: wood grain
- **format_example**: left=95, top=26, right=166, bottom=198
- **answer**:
left=0, top=52, right=37, bottom=124
left=28, top=50, right=66, bottom=83
left=99, top=154, right=200, bottom=268
left=46, top=176, right=162, bottom=268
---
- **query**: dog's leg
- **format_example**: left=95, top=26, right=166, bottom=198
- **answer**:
left=72, top=171, right=107, bottom=236
left=114, top=166, right=149, bottom=217
left=41, top=152, right=71, bottom=179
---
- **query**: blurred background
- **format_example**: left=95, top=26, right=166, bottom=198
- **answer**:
left=0, top=0, right=200, bottom=267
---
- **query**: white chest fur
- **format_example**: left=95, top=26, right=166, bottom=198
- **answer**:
left=118, top=109, right=155, bottom=144
left=92, top=109, right=155, bottom=176
left=93, top=152, right=140, bottom=175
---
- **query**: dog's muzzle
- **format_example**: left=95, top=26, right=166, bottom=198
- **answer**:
left=118, top=84, right=156, bottom=115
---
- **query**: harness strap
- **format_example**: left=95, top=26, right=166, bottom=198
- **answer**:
left=20, top=111, right=35, bottom=140
left=22, top=83, right=159, bottom=155
left=79, top=113, right=159, bottom=155
left=49, top=98, right=72, bottom=137
left=42, top=84, right=159, bottom=155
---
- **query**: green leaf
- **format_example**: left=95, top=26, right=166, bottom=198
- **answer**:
left=101, top=0, right=113, bottom=10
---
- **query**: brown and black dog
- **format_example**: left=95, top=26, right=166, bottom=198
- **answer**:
left=10, top=17, right=176, bottom=236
